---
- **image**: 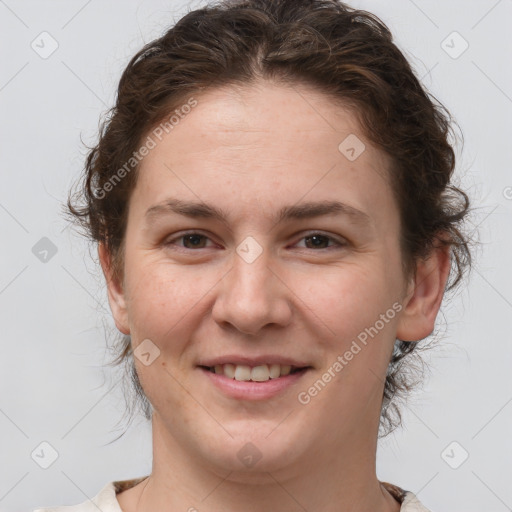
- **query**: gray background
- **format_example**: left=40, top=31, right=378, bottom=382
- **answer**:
left=1, top=0, right=511, bottom=511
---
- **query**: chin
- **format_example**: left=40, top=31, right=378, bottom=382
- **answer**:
left=196, top=424, right=306, bottom=477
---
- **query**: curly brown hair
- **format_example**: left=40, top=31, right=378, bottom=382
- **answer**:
left=66, top=0, right=473, bottom=437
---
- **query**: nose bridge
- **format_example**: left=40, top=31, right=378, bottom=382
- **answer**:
left=212, top=237, right=291, bottom=334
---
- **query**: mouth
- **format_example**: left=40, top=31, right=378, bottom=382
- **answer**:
left=198, top=363, right=310, bottom=382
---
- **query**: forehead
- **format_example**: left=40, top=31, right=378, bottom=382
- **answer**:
left=132, top=81, right=397, bottom=231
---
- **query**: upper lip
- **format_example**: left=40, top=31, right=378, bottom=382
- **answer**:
left=198, top=355, right=311, bottom=368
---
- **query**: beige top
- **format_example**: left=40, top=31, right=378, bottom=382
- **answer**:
left=33, top=477, right=432, bottom=511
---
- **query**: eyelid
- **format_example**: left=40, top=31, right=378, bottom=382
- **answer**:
left=292, top=230, right=348, bottom=249
left=164, top=230, right=348, bottom=251
left=164, top=230, right=219, bottom=249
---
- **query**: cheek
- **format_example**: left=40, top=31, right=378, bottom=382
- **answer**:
left=122, top=258, right=206, bottom=343
left=135, top=357, right=196, bottom=424
left=295, top=262, right=395, bottom=343
left=299, top=260, right=402, bottom=402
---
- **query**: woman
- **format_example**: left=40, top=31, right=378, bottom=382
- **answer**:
left=35, top=0, right=472, bottom=510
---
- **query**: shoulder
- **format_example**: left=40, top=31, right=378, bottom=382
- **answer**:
left=32, top=477, right=148, bottom=512
left=401, top=491, right=433, bottom=511
left=381, top=481, right=433, bottom=512
left=32, top=481, right=118, bottom=512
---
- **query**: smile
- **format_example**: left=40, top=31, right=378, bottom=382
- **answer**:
left=198, top=362, right=311, bottom=400
left=201, top=363, right=306, bottom=382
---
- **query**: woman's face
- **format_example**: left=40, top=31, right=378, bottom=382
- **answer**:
left=102, top=81, right=424, bottom=475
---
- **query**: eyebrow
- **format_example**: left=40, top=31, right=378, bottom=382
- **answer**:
left=144, top=198, right=372, bottom=228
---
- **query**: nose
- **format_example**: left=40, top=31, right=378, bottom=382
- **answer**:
left=211, top=246, right=293, bottom=335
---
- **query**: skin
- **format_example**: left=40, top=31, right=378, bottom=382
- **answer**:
left=99, top=80, right=451, bottom=512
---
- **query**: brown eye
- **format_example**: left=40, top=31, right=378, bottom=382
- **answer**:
left=295, top=232, right=346, bottom=250
left=304, top=234, right=331, bottom=249
left=182, top=234, right=208, bottom=249
left=165, top=232, right=214, bottom=250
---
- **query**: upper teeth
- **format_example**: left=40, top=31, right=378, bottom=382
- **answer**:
left=212, top=363, right=293, bottom=381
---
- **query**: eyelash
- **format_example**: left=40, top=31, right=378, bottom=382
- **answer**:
left=164, top=231, right=347, bottom=252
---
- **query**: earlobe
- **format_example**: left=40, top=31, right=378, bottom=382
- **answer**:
left=396, top=243, right=451, bottom=342
left=98, top=242, right=130, bottom=335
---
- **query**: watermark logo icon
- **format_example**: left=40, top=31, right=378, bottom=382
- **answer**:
left=32, top=237, right=58, bottom=263
left=441, top=441, right=469, bottom=469
left=31, top=441, right=59, bottom=469
left=441, top=31, right=469, bottom=59
left=338, top=134, right=366, bottom=161
left=237, top=442, right=262, bottom=468
left=134, top=338, right=161, bottom=366
left=31, top=31, right=59, bottom=59
left=236, top=236, right=263, bottom=264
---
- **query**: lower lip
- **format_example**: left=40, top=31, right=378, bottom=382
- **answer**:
left=199, top=367, right=309, bottom=400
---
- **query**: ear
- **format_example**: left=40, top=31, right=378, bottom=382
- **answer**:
left=98, top=242, right=130, bottom=335
left=396, top=241, right=452, bottom=342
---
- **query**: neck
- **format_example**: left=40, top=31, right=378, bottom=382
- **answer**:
left=125, top=415, right=400, bottom=512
